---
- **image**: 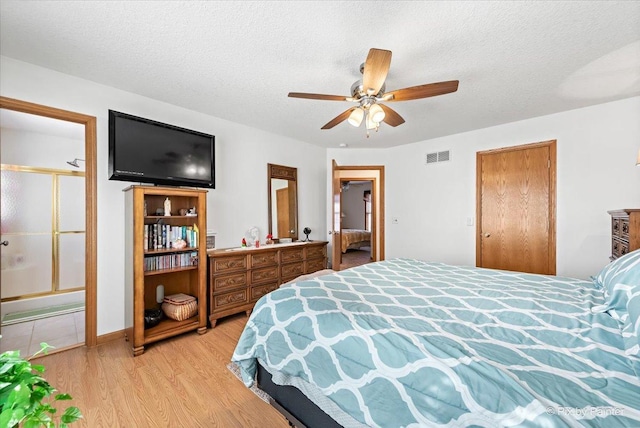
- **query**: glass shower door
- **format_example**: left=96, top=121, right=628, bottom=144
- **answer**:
left=0, top=169, right=54, bottom=300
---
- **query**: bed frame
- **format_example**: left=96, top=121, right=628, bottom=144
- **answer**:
left=257, top=362, right=342, bottom=428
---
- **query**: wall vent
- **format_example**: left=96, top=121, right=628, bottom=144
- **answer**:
left=425, top=150, right=450, bottom=165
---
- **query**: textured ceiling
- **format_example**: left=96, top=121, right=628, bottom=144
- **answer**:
left=1, top=1, right=639, bottom=149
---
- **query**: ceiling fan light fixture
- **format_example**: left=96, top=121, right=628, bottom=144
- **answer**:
left=365, top=113, right=378, bottom=130
left=348, top=107, right=365, bottom=127
left=369, top=103, right=385, bottom=123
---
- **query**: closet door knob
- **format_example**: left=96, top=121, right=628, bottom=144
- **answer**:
left=0, top=241, right=8, bottom=246
left=484, top=233, right=491, bottom=238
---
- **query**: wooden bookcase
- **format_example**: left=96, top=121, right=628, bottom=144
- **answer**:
left=124, top=185, right=208, bottom=356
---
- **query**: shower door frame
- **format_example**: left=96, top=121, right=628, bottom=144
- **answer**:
left=0, top=96, right=97, bottom=347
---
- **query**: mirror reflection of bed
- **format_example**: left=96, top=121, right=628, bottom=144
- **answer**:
left=340, top=180, right=372, bottom=270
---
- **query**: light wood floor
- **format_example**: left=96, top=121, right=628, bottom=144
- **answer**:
left=34, top=313, right=288, bottom=427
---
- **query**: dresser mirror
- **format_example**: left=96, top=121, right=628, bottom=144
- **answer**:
left=268, top=163, right=298, bottom=241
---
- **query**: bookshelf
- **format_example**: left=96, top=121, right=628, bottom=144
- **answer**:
left=124, top=185, right=208, bottom=356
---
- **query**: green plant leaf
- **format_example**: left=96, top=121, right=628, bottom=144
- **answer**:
left=0, top=407, right=25, bottom=427
left=61, top=406, right=82, bottom=423
left=55, top=393, right=72, bottom=401
left=31, top=364, right=45, bottom=374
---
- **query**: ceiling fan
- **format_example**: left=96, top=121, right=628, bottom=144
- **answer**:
left=288, top=48, right=459, bottom=136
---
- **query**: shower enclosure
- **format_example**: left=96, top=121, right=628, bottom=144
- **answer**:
left=0, top=110, right=85, bottom=323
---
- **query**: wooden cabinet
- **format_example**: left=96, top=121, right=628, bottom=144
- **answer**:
left=608, top=209, right=640, bottom=261
left=208, top=241, right=328, bottom=327
left=124, top=186, right=208, bottom=356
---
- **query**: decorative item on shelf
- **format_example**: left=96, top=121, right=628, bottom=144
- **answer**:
left=144, top=308, right=162, bottom=328
left=241, top=238, right=247, bottom=247
left=162, top=293, right=198, bottom=321
left=156, top=284, right=165, bottom=303
left=144, top=284, right=164, bottom=328
left=164, top=197, right=171, bottom=216
left=172, top=238, right=187, bottom=249
left=265, top=233, right=274, bottom=245
left=186, top=206, right=197, bottom=216
left=155, top=208, right=164, bottom=216
left=179, top=208, right=187, bottom=216
left=255, top=240, right=260, bottom=248
left=206, top=232, right=216, bottom=250
left=245, top=226, right=260, bottom=247
left=303, top=227, right=312, bottom=242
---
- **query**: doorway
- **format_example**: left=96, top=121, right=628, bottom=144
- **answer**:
left=476, top=140, right=556, bottom=275
left=0, top=97, right=97, bottom=354
left=338, top=179, right=373, bottom=270
left=331, top=161, right=385, bottom=271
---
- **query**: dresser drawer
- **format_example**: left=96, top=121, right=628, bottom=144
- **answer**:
left=306, top=245, right=326, bottom=260
left=212, top=289, right=248, bottom=312
left=612, top=238, right=629, bottom=259
left=250, top=251, right=278, bottom=268
left=620, top=242, right=630, bottom=257
left=281, top=248, right=304, bottom=263
left=612, top=218, right=621, bottom=237
left=621, top=219, right=630, bottom=241
left=251, top=266, right=279, bottom=284
left=211, top=255, right=247, bottom=274
left=281, top=262, right=304, bottom=279
left=250, top=283, right=278, bottom=301
left=305, top=258, right=326, bottom=274
left=211, top=272, right=246, bottom=293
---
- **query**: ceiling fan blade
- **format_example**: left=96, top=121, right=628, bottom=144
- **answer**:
left=321, top=108, right=356, bottom=130
left=379, top=104, right=405, bottom=127
left=288, top=92, right=348, bottom=101
left=385, top=80, right=459, bottom=102
left=362, top=48, right=392, bottom=96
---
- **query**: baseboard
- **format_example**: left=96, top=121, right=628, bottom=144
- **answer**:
left=96, top=329, right=125, bottom=345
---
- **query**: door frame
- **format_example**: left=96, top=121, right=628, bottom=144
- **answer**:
left=0, top=96, right=98, bottom=347
left=331, top=161, right=385, bottom=270
left=475, top=139, right=557, bottom=274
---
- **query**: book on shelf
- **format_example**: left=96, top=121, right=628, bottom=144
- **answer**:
left=144, top=223, right=199, bottom=251
left=143, top=251, right=199, bottom=272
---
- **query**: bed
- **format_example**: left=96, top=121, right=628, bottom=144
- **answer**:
left=232, top=256, right=640, bottom=427
left=341, top=229, right=371, bottom=253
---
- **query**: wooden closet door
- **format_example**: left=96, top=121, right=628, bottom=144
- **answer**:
left=476, top=140, right=556, bottom=275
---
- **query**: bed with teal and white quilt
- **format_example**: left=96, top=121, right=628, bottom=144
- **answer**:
left=232, top=255, right=640, bottom=427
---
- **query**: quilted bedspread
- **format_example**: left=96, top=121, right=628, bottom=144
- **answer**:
left=341, top=229, right=371, bottom=253
left=232, top=259, right=640, bottom=427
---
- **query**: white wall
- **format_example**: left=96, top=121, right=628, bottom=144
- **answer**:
left=1, top=128, right=84, bottom=170
left=328, top=96, right=640, bottom=279
left=0, top=56, right=327, bottom=335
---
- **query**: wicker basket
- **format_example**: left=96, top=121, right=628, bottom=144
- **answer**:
left=161, top=293, right=197, bottom=321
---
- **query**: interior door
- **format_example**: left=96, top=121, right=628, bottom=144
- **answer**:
left=476, top=140, right=556, bottom=275
left=331, top=160, right=342, bottom=271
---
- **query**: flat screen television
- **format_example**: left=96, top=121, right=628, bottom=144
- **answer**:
left=108, top=110, right=215, bottom=188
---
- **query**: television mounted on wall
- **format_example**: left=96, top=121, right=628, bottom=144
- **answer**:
left=108, top=110, right=215, bottom=188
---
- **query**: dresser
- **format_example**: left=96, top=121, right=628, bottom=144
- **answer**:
left=608, top=209, right=640, bottom=260
left=207, top=241, right=328, bottom=327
